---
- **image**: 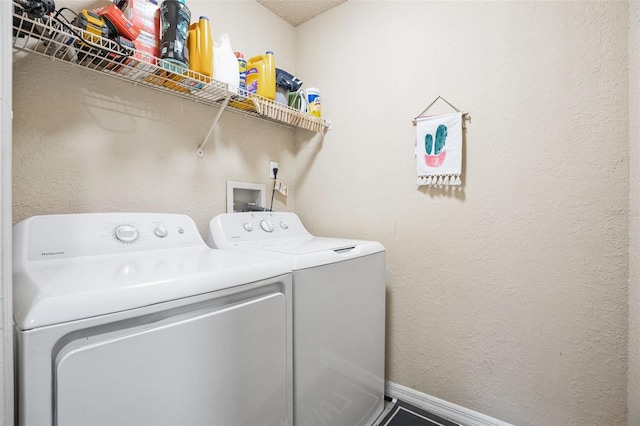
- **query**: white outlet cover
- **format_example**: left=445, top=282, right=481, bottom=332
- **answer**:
left=269, top=161, right=279, bottom=178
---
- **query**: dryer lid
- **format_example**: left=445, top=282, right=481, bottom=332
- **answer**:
left=13, top=213, right=293, bottom=331
left=14, top=246, right=290, bottom=331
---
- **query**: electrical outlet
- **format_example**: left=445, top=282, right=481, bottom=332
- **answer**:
left=269, top=161, right=278, bottom=179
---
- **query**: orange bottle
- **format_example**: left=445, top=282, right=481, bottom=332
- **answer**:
left=187, top=16, right=213, bottom=77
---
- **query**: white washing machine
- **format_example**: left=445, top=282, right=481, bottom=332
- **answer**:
left=13, top=213, right=292, bottom=426
left=208, top=212, right=386, bottom=426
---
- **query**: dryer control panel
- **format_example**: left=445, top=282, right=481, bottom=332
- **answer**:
left=209, top=212, right=310, bottom=246
left=15, top=213, right=204, bottom=261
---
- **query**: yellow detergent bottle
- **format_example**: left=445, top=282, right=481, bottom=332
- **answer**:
left=187, top=16, right=213, bottom=78
left=246, top=51, right=275, bottom=100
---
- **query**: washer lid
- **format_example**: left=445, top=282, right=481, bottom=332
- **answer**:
left=236, top=236, right=385, bottom=270
left=208, top=212, right=385, bottom=269
left=238, top=236, right=365, bottom=255
left=13, top=246, right=290, bottom=331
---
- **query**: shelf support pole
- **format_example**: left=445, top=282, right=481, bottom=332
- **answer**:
left=197, top=93, right=233, bottom=157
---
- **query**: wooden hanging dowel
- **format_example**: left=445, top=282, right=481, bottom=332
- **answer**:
left=412, top=96, right=470, bottom=128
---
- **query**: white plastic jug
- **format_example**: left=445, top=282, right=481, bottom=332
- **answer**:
left=214, top=34, right=239, bottom=93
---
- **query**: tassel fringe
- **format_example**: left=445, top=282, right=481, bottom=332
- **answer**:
left=417, top=175, right=461, bottom=187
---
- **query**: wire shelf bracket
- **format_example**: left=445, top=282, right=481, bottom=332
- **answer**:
left=197, top=93, right=232, bottom=157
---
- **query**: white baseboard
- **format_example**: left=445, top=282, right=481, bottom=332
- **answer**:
left=385, top=381, right=513, bottom=426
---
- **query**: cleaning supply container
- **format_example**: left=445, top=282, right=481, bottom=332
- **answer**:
left=288, top=90, right=307, bottom=112
left=214, top=34, right=240, bottom=93
left=159, top=0, right=190, bottom=69
left=246, top=51, right=275, bottom=100
left=235, top=52, right=247, bottom=91
left=306, top=87, right=321, bottom=117
left=187, top=16, right=213, bottom=78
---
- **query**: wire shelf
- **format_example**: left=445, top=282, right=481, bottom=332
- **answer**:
left=11, top=5, right=330, bottom=134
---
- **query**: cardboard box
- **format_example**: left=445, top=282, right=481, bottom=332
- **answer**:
left=120, top=0, right=160, bottom=36
left=133, top=29, right=159, bottom=61
left=119, top=0, right=160, bottom=68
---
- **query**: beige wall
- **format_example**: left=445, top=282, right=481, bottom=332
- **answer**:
left=629, top=2, right=640, bottom=425
left=11, top=1, right=636, bottom=425
left=295, top=1, right=629, bottom=424
left=13, top=0, right=300, bottom=235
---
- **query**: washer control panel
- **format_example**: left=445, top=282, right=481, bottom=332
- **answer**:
left=210, top=212, right=310, bottom=245
left=22, top=213, right=203, bottom=261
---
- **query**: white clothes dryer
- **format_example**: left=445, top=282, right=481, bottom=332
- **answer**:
left=208, top=212, right=386, bottom=426
left=13, top=213, right=292, bottom=426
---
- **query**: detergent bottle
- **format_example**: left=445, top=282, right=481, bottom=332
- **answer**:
left=187, top=16, right=213, bottom=78
left=235, top=52, right=247, bottom=91
left=246, top=51, right=275, bottom=100
left=213, top=34, right=240, bottom=93
left=159, top=0, right=190, bottom=69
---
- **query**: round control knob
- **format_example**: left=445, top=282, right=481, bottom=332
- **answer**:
left=115, top=225, right=138, bottom=243
left=243, top=222, right=253, bottom=232
left=260, top=219, right=274, bottom=233
left=154, top=226, right=168, bottom=238
left=280, top=221, right=289, bottom=229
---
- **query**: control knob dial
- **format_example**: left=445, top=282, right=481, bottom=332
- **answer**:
left=260, top=219, right=274, bottom=233
left=154, top=226, right=168, bottom=238
left=115, top=225, right=138, bottom=243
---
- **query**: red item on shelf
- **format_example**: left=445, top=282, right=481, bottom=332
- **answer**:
left=95, top=3, right=140, bottom=40
left=119, top=0, right=160, bottom=36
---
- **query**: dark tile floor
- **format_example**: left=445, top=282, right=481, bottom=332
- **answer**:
left=379, top=397, right=460, bottom=426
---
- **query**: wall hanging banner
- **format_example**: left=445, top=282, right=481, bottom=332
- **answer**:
left=415, top=112, right=463, bottom=186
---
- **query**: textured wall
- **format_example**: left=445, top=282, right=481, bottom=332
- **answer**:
left=12, top=0, right=300, bottom=236
left=11, top=1, right=634, bottom=424
left=629, top=2, right=640, bottom=425
left=295, top=1, right=629, bottom=424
